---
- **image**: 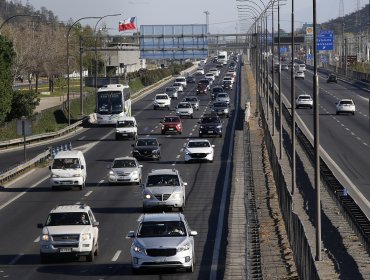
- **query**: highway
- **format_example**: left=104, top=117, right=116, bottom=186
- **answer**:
left=276, top=66, right=370, bottom=209
left=0, top=61, right=241, bottom=279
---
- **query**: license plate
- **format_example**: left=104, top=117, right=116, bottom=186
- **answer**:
left=208, top=131, right=213, bottom=133
left=122, top=134, right=128, bottom=136
left=169, top=128, right=174, bottom=130
left=60, top=248, right=72, bottom=253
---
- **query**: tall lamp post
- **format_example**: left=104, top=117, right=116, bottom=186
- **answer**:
left=94, top=14, right=121, bottom=99
left=67, top=16, right=100, bottom=126
left=203, top=11, right=210, bottom=34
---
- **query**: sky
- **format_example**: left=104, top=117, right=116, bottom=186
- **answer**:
left=19, top=0, right=366, bottom=35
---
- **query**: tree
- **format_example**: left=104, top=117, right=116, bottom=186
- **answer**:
left=0, top=35, right=16, bottom=124
left=7, top=90, right=39, bottom=120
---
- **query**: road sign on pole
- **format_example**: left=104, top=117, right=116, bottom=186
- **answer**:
left=317, top=30, right=334, bottom=51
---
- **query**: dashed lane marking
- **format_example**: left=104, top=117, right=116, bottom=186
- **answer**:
left=111, top=250, right=122, bottom=262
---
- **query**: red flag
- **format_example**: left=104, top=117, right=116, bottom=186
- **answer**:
left=119, top=17, right=136, bottom=32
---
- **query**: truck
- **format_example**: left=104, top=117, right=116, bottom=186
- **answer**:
left=217, top=51, right=228, bottom=65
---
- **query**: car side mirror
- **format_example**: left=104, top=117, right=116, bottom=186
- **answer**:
left=49, top=166, right=51, bottom=170
left=92, top=221, right=99, bottom=227
left=81, top=165, right=84, bottom=170
left=139, top=165, right=143, bottom=168
left=212, top=145, right=215, bottom=148
left=183, top=182, right=188, bottom=186
left=127, top=231, right=135, bottom=238
left=190, top=230, right=198, bottom=236
left=37, top=223, right=43, bottom=228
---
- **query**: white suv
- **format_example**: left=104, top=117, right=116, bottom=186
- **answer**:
left=336, top=99, right=355, bottom=115
left=142, top=169, right=187, bottom=212
left=37, top=204, right=99, bottom=263
left=153, top=93, right=171, bottom=110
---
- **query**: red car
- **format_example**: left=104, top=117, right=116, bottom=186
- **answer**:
left=160, top=115, right=183, bottom=135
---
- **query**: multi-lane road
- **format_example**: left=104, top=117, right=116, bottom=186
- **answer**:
left=0, top=61, right=242, bottom=279
left=274, top=65, right=370, bottom=215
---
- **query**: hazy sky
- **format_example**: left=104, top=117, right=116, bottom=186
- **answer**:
left=20, top=0, right=365, bottom=34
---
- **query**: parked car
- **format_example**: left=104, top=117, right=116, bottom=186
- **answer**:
left=127, top=213, right=197, bottom=272
left=160, top=115, right=183, bottom=134
left=132, top=138, right=161, bottom=161
left=184, top=139, right=215, bottom=163
left=327, top=74, right=338, bottom=83
left=107, top=156, right=142, bottom=185
left=176, top=102, right=194, bottom=118
left=296, top=94, right=313, bottom=109
left=336, top=99, right=355, bottom=115
left=141, top=169, right=187, bottom=212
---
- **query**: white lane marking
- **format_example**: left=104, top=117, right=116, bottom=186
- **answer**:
left=8, top=253, right=24, bottom=265
left=111, top=250, right=122, bottom=262
left=0, top=176, right=49, bottom=211
left=84, top=191, right=93, bottom=197
left=143, top=127, right=149, bottom=131
left=4, top=169, right=36, bottom=188
left=180, top=148, right=184, bottom=152
left=78, top=136, right=86, bottom=140
left=150, top=130, right=155, bottom=133
left=176, top=155, right=180, bottom=159
left=171, top=162, right=176, bottom=166
left=34, top=237, right=40, bottom=243
left=99, top=180, right=104, bottom=184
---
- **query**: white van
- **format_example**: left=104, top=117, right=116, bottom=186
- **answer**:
left=49, top=150, right=87, bottom=190
left=115, top=116, right=138, bottom=140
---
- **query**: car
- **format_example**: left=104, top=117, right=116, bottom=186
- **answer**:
left=215, top=92, right=230, bottom=106
left=222, top=76, right=234, bottom=85
left=176, top=102, right=194, bottom=118
left=182, top=96, right=200, bottom=111
left=115, top=116, right=138, bottom=140
left=160, top=115, right=183, bottom=134
left=186, top=76, right=196, bottom=83
left=296, top=94, right=313, bottom=109
left=208, top=68, right=220, bottom=77
left=165, top=86, right=179, bottom=99
left=205, top=72, right=216, bottom=82
left=298, top=64, right=306, bottom=71
left=197, top=81, right=209, bottom=95
left=174, top=76, right=187, bottom=88
left=281, top=64, right=289, bottom=70
left=204, top=76, right=214, bottom=86
left=141, top=169, right=187, bottom=212
left=211, top=101, right=230, bottom=117
left=336, top=99, right=355, bottom=115
left=107, top=156, right=142, bottom=185
left=327, top=74, right=338, bottom=83
left=224, top=73, right=235, bottom=83
left=198, top=78, right=211, bottom=89
left=211, top=86, right=225, bottom=100
left=127, top=212, right=197, bottom=272
left=184, top=139, right=215, bottom=163
left=37, top=203, right=99, bottom=263
left=222, top=80, right=233, bottom=91
left=294, top=71, right=305, bottom=79
left=198, top=114, right=223, bottom=138
left=153, top=93, right=171, bottom=110
left=172, top=82, right=184, bottom=92
left=195, top=68, right=205, bottom=75
left=132, top=138, right=161, bottom=161
left=226, top=69, right=236, bottom=77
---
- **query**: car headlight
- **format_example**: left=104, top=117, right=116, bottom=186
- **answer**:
left=185, top=149, right=191, bottom=155
left=172, top=193, right=182, bottom=199
left=200, top=125, right=204, bottom=129
left=177, top=243, right=190, bottom=252
left=131, top=171, right=138, bottom=176
left=51, top=174, right=60, bottom=178
left=81, top=233, right=91, bottom=241
left=144, top=193, right=152, bottom=199
left=41, top=234, right=50, bottom=241
left=216, top=125, right=222, bottom=129
left=109, top=170, right=115, bottom=175
left=73, top=173, right=81, bottom=177
left=133, top=243, right=144, bottom=253
left=152, top=149, right=160, bottom=154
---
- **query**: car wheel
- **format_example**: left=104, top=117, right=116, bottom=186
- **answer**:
left=352, top=112, right=355, bottom=115
left=219, top=134, right=223, bottom=138
left=40, top=253, right=48, bottom=264
left=86, top=244, right=95, bottom=262
left=179, top=206, right=184, bottom=212
left=179, top=131, right=182, bottom=135
left=191, top=115, right=193, bottom=119
left=94, top=241, right=99, bottom=256
left=153, top=107, right=156, bottom=110
left=161, top=131, right=165, bottom=135
left=115, top=135, right=120, bottom=140
left=336, top=111, right=339, bottom=115
left=79, top=183, right=84, bottom=191
left=186, top=259, right=194, bottom=273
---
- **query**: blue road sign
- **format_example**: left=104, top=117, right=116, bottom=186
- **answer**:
left=307, top=54, right=314, bottom=60
left=280, top=47, right=287, bottom=53
left=317, top=30, right=334, bottom=51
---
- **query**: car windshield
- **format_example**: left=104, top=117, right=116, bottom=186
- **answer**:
left=173, top=83, right=181, bottom=87
left=214, top=102, right=227, bottom=107
left=299, top=96, right=311, bottom=100
left=213, top=88, right=223, bottom=93
left=45, top=212, right=90, bottom=226
left=165, top=88, right=176, bottom=93
left=201, top=117, right=220, bottom=123
left=156, top=95, right=168, bottom=100
left=52, top=158, right=80, bottom=169
left=147, top=174, right=180, bottom=186
left=218, top=94, right=228, bottom=98
left=164, top=117, right=179, bottom=122
left=340, top=100, right=353, bottom=105
left=136, top=139, right=158, bottom=147
left=138, top=221, right=187, bottom=237
left=112, top=159, right=137, bottom=168
left=188, top=141, right=210, bottom=148
left=178, top=103, right=190, bottom=108
left=117, top=120, right=134, bottom=127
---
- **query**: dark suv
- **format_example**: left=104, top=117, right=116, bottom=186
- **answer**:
left=132, top=138, right=161, bottom=161
left=198, top=115, right=223, bottom=138
left=327, top=74, right=337, bottom=83
left=160, top=115, right=183, bottom=135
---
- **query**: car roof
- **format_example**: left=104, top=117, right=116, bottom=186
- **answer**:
left=339, top=98, right=353, bottom=102
left=188, top=139, right=210, bottom=143
left=140, top=213, right=184, bottom=223
left=298, top=94, right=311, bottom=97
left=50, top=203, right=90, bottom=213
left=148, top=168, right=178, bottom=176
left=113, top=156, right=137, bottom=161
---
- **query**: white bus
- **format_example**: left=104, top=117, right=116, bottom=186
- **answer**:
left=96, top=84, right=131, bottom=125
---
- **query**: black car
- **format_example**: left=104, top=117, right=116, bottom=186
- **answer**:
left=222, top=81, right=233, bottom=91
left=186, top=76, right=196, bottom=83
left=211, top=86, right=225, bottom=100
left=198, top=115, right=223, bottom=138
left=132, top=138, right=161, bottom=160
left=327, top=74, right=337, bottom=83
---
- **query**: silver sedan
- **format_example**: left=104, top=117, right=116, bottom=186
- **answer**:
left=107, top=157, right=142, bottom=185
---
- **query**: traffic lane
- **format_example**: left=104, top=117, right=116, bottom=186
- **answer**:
left=279, top=71, right=370, bottom=198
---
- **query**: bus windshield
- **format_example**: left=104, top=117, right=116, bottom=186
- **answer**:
left=97, top=92, right=123, bottom=115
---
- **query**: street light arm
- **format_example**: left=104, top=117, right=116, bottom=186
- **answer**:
left=236, top=0, right=265, bottom=13
left=0, top=14, right=40, bottom=31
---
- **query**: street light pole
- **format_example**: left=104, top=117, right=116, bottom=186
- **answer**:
left=291, top=0, right=296, bottom=195
left=67, top=16, right=100, bottom=126
left=203, top=11, right=210, bottom=34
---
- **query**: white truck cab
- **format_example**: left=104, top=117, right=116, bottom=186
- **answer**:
left=49, top=150, right=87, bottom=190
left=115, top=116, right=138, bottom=140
